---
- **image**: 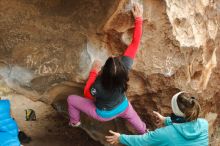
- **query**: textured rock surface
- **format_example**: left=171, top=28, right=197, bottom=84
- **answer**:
left=0, top=0, right=220, bottom=145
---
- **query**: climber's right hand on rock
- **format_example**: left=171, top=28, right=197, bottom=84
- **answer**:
left=153, top=111, right=166, bottom=126
left=92, top=59, right=102, bottom=72
left=132, top=2, right=143, bottom=18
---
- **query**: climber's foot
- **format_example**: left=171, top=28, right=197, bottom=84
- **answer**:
left=69, top=122, right=81, bottom=127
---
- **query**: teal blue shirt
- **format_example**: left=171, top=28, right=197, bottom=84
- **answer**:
left=96, top=98, right=128, bottom=118
left=119, top=118, right=208, bottom=146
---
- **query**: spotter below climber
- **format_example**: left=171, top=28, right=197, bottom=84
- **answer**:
left=106, top=92, right=209, bottom=146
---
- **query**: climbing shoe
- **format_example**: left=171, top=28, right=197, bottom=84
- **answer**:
left=18, top=131, right=32, bottom=144
left=69, top=122, right=81, bottom=127
left=25, top=109, right=36, bottom=121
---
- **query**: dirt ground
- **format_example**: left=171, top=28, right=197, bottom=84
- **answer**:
left=4, top=94, right=102, bottom=146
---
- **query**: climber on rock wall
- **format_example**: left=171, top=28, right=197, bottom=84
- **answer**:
left=106, top=91, right=209, bottom=146
left=67, top=2, right=147, bottom=134
left=0, top=98, right=20, bottom=146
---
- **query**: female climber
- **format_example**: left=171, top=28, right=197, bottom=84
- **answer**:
left=0, top=97, right=20, bottom=146
left=106, top=91, right=209, bottom=146
left=67, top=3, right=147, bottom=134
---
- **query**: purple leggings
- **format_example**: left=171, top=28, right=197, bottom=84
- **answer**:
left=67, top=95, right=146, bottom=134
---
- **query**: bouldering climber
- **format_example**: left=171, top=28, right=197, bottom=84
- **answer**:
left=67, top=2, right=147, bottom=134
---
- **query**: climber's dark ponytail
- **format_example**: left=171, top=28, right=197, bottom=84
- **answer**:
left=100, top=57, right=129, bottom=92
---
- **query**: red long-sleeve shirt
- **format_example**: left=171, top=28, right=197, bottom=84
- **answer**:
left=83, top=69, right=98, bottom=99
left=84, top=17, right=143, bottom=100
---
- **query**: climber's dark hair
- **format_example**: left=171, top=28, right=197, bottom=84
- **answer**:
left=100, top=57, right=129, bottom=92
left=177, top=93, right=201, bottom=122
